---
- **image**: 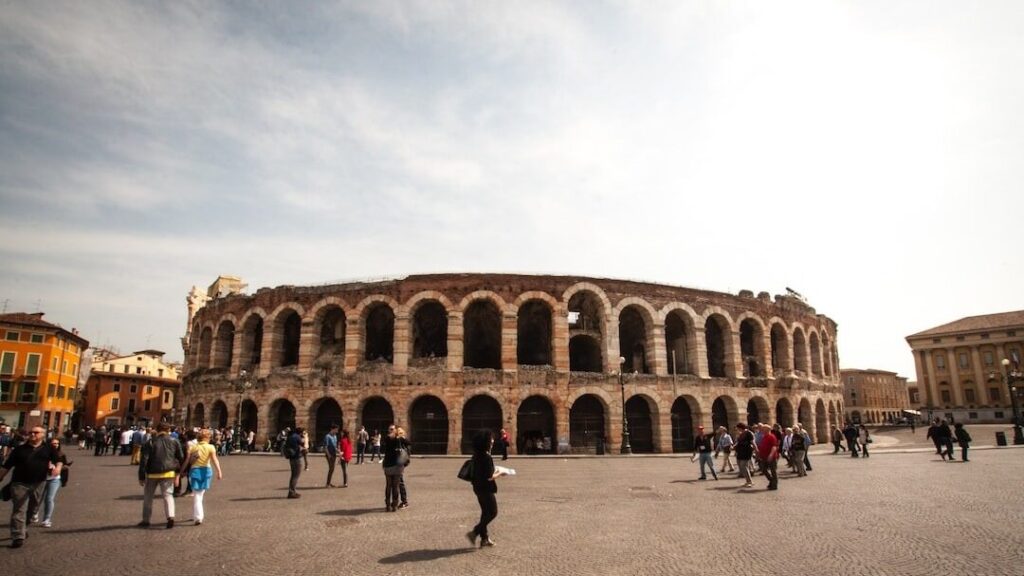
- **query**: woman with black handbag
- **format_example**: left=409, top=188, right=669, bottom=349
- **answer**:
left=465, top=429, right=505, bottom=548
left=380, top=425, right=406, bottom=512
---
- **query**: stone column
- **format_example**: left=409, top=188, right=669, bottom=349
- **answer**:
left=392, top=313, right=410, bottom=376
left=555, top=397, right=571, bottom=454
left=229, top=329, right=243, bottom=377
left=912, top=350, right=926, bottom=406
left=605, top=316, right=620, bottom=374
left=971, top=346, right=987, bottom=404
left=947, top=348, right=964, bottom=407
left=343, top=317, right=361, bottom=375
left=447, top=311, right=464, bottom=372
left=551, top=304, right=570, bottom=373
left=924, top=351, right=940, bottom=410
left=258, top=324, right=274, bottom=377
left=727, top=330, right=742, bottom=379
left=762, top=332, right=774, bottom=379
left=502, top=313, right=518, bottom=372
left=651, top=322, right=667, bottom=376
left=995, top=344, right=1008, bottom=406
left=297, top=319, right=315, bottom=372
left=693, top=327, right=709, bottom=378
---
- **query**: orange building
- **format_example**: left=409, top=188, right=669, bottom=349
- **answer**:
left=82, top=350, right=180, bottom=428
left=0, top=312, right=89, bottom=432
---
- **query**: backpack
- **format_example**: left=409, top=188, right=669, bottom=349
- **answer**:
left=282, top=439, right=298, bottom=459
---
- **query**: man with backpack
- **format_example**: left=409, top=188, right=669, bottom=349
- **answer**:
left=283, top=428, right=303, bottom=499
left=137, top=423, right=184, bottom=529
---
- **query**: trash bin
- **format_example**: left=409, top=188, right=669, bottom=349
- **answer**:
left=995, top=431, right=1007, bottom=446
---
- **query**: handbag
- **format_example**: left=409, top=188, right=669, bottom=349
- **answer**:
left=457, top=459, right=474, bottom=482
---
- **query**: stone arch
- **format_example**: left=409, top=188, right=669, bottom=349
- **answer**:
left=268, top=398, right=297, bottom=437
left=737, top=313, right=766, bottom=377
left=569, top=393, right=608, bottom=454
left=359, top=396, right=395, bottom=438
left=809, top=329, right=823, bottom=377
left=776, top=397, right=794, bottom=427
left=210, top=399, right=229, bottom=429
left=798, top=397, right=813, bottom=431
left=517, top=395, right=557, bottom=454
left=192, top=402, right=206, bottom=428
left=517, top=298, right=554, bottom=366
left=197, top=326, right=214, bottom=369
left=309, top=298, right=350, bottom=364
left=213, top=318, right=236, bottom=370
left=704, top=313, right=732, bottom=378
left=768, top=319, right=791, bottom=374
left=238, top=308, right=267, bottom=371
left=616, top=298, right=657, bottom=374
left=309, top=396, right=343, bottom=449
left=460, top=395, right=504, bottom=454
left=671, top=395, right=701, bottom=452
left=815, top=398, right=827, bottom=442
left=792, top=325, right=808, bottom=374
left=746, top=395, right=770, bottom=427
left=562, top=282, right=613, bottom=319
left=661, top=303, right=699, bottom=375
left=408, top=394, right=449, bottom=454
left=463, top=297, right=503, bottom=369
left=240, top=399, right=258, bottom=436
left=821, top=332, right=833, bottom=377
left=363, top=301, right=396, bottom=363
left=566, top=285, right=610, bottom=372
left=625, top=393, right=659, bottom=453
left=457, top=290, right=509, bottom=314
left=410, top=299, right=449, bottom=361
left=712, top=395, right=739, bottom=430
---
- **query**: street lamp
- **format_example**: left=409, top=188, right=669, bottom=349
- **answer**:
left=1000, top=359, right=1024, bottom=445
left=234, top=370, right=254, bottom=452
left=618, top=356, right=632, bottom=455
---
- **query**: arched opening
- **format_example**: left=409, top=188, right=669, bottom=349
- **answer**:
left=815, top=399, right=827, bottom=442
left=412, top=301, right=448, bottom=360
left=618, top=306, right=650, bottom=374
left=664, top=311, right=693, bottom=375
left=569, top=394, right=606, bottom=454
left=671, top=396, right=697, bottom=452
left=705, top=316, right=728, bottom=378
left=192, top=403, right=205, bottom=428
left=410, top=395, right=449, bottom=454
left=822, top=334, right=832, bottom=377
left=828, top=400, right=838, bottom=428
left=211, top=400, right=229, bottom=429
left=277, top=309, right=302, bottom=368
left=240, top=399, right=258, bottom=435
left=792, top=328, right=808, bottom=374
left=776, top=398, right=794, bottom=427
left=214, top=321, right=235, bottom=370
left=517, top=300, right=552, bottom=366
left=198, top=327, right=213, bottom=369
left=316, top=306, right=346, bottom=361
left=625, top=396, right=654, bottom=453
left=747, top=396, right=770, bottom=427
left=461, top=395, right=503, bottom=454
left=712, top=396, right=737, bottom=430
left=798, top=398, right=812, bottom=435
left=770, top=323, right=789, bottom=374
left=739, top=319, right=763, bottom=377
left=569, top=335, right=602, bottom=372
left=269, top=399, right=296, bottom=437
left=851, top=410, right=862, bottom=424
left=240, top=315, right=263, bottom=371
left=516, top=395, right=556, bottom=454
left=360, top=397, right=395, bottom=439
left=311, top=397, right=343, bottom=450
left=568, top=290, right=605, bottom=372
left=464, top=300, right=502, bottom=369
left=810, top=332, right=822, bottom=377
left=364, top=303, right=395, bottom=363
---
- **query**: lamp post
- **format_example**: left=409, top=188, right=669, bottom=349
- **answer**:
left=1000, top=359, right=1024, bottom=445
left=234, top=370, right=254, bottom=452
left=618, top=356, right=632, bottom=455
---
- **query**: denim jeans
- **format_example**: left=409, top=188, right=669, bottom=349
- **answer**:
left=699, top=452, right=717, bottom=479
left=42, top=478, right=61, bottom=523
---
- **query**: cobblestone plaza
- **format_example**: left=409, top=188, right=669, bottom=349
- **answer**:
left=3, top=428, right=1023, bottom=576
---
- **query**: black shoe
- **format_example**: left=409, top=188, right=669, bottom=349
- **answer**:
left=11, top=539, right=24, bottom=548
left=767, top=485, right=778, bottom=490
left=287, top=492, right=301, bottom=499
left=398, top=502, right=409, bottom=509
left=466, top=530, right=477, bottom=546
left=699, top=476, right=707, bottom=480
left=166, top=519, right=175, bottom=529
left=137, top=521, right=150, bottom=528
left=480, top=538, right=495, bottom=548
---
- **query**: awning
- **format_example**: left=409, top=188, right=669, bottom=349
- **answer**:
left=902, top=409, right=922, bottom=415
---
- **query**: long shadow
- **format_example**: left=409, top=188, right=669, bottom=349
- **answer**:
left=668, top=479, right=701, bottom=484
left=115, top=495, right=145, bottom=501
left=230, top=496, right=288, bottom=502
left=319, top=507, right=381, bottom=517
left=47, top=524, right=140, bottom=535
left=378, top=548, right=475, bottom=564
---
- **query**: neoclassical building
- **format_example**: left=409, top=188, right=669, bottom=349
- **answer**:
left=839, top=368, right=909, bottom=424
left=180, top=274, right=844, bottom=454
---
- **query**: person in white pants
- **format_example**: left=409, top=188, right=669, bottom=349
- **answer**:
left=181, top=429, right=223, bottom=526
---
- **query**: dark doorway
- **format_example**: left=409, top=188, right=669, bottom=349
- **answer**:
left=365, top=304, right=395, bottom=362
left=412, top=301, right=448, bottom=359
left=776, top=398, right=794, bottom=427
left=625, top=396, right=653, bottom=453
left=517, top=300, right=552, bottom=366
left=705, top=317, right=726, bottom=377
left=410, top=395, right=449, bottom=454
left=712, top=397, right=730, bottom=430
left=312, top=398, right=343, bottom=450
left=270, top=400, right=296, bottom=436
left=569, top=335, right=602, bottom=372
left=461, top=395, right=503, bottom=454
left=747, top=398, right=768, bottom=427
left=516, top=395, right=556, bottom=454
left=215, top=321, right=235, bottom=370
left=740, top=319, right=760, bottom=377
left=618, top=307, right=649, bottom=374
left=361, top=397, right=395, bottom=439
left=664, top=311, right=690, bottom=375
left=193, top=403, right=205, bottom=428
left=464, top=300, right=501, bottom=369
left=240, top=400, right=258, bottom=435
left=671, top=397, right=694, bottom=452
left=241, top=316, right=263, bottom=369
left=569, top=394, right=606, bottom=454
left=280, top=311, right=301, bottom=367
left=318, top=307, right=346, bottom=358
left=211, top=400, right=228, bottom=429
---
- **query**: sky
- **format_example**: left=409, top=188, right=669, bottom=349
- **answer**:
left=1, top=1, right=1021, bottom=377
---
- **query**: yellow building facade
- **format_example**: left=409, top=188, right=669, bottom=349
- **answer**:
left=0, top=312, right=89, bottom=431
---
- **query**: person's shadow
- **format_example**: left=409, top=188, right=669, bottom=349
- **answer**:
left=379, top=548, right=475, bottom=564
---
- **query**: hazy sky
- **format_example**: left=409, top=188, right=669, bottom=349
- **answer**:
left=1, top=2, right=1021, bottom=377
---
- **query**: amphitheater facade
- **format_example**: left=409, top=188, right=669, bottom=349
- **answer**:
left=181, top=274, right=844, bottom=454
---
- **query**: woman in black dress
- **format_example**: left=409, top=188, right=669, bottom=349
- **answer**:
left=465, top=429, right=504, bottom=548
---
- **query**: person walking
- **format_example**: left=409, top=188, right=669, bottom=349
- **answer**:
left=40, top=437, right=70, bottom=528
left=694, top=426, right=718, bottom=480
left=937, top=419, right=955, bottom=461
left=138, top=423, right=184, bottom=529
left=715, top=426, right=735, bottom=473
left=953, top=423, right=972, bottom=462
left=465, top=429, right=506, bottom=548
left=284, top=428, right=304, bottom=499
left=843, top=422, right=860, bottom=457
left=339, top=430, right=352, bottom=487
left=498, top=428, right=511, bottom=461
left=926, top=418, right=942, bottom=455
left=246, top=430, right=256, bottom=453
left=381, top=425, right=407, bottom=512
left=301, top=429, right=311, bottom=471
left=356, top=426, right=369, bottom=464
left=790, top=425, right=808, bottom=477
left=858, top=424, right=871, bottom=458
left=370, top=430, right=382, bottom=462
left=183, top=429, right=222, bottom=525
left=0, top=426, right=62, bottom=548
left=830, top=425, right=846, bottom=454
left=734, top=423, right=755, bottom=487
left=756, top=424, right=779, bottom=490
left=323, top=425, right=340, bottom=487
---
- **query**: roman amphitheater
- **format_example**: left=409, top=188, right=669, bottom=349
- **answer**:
left=181, top=274, right=844, bottom=454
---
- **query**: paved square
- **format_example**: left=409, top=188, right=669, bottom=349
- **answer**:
left=3, top=432, right=1023, bottom=576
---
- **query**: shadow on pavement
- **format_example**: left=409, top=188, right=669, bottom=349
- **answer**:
left=378, top=548, right=476, bottom=564
left=115, top=495, right=144, bottom=500
left=230, top=496, right=289, bottom=502
left=319, top=508, right=381, bottom=517
left=47, top=524, right=140, bottom=535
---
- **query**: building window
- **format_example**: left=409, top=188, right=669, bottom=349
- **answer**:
left=30, top=333, right=44, bottom=343
left=964, top=389, right=975, bottom=403
left=130, top=384, right=137, bottom=394
left=136, top=367, right=142, bottom=375
left=4, top=331, right=18, bottom=341
left=0, top=381, right=11, bottom=402
left=47, top=383, right=56, bottom=398
left=940, top=390, right=951, bottom=403
left=127, top=399, right=136, bottom=413
left=123, top=365, right=129, bottom=374
left=0, top=352, right=15, bottom=375
left=981, top=333, right=989, bottom=339
left=110, top=397, right=120, bottom=411
left=956, top=336, right=965, bottom=342
left=61, top=360, right=67, bottom=374
left=935, top=355, right=946, bottom=370
left=968, top=412, right=978, bottom=419
left=1009, top=331, right=1017, bottom=337
left=53, top=358, right=58, bottom=371
left=25, top=354, right=41, bottom=377
left=19, top=381, right=37, bottom=403
left=57, top=386, right=66, bottom=399
left=995, top=411, right=1005, bottom=418
left=990, top=388, right=1001, bottom=402
left=145, top=385, right=153, bottom=394
left=112, top=383, right=121, bottom=393
left=158, top=369, right=164, bottom=378
left=958, top=353, right=969, bottom=369
left=163, top=391, right=171, bottom=403
left=71, top=363, right=77, bottom=376
left=144, top=399, right=152, bottom=411
left=932, top=338, right=942, bottom=343
left=984, top=351, right=994, bottom=367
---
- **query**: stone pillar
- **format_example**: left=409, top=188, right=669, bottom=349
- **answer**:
left=947, top=348, right=964, bottom=407
left=297, top=320, right=315, bottom=372
left=551, top=304, right=570, bottom=373
left=971, top=347, right=987, bottom=402
left=230, top=329, right=243, bottom=377
left=727, top=330, right=742, bottom=379
left=447, top=311, right=464, bottom=372
left=694, top=327, right=709, bottom=378
left=605, top=315, right=620, bottom=374
left=258, top=324, right=274, bottom=377
left=502, top=313, right=518, bottom=372
left=995, top=344, right=1008, bottom=406
left=344, top=317, right=361, bottom=375
left=651, top=322, right=667, bottom=376
left=555, top=397, right=570, bottom=454
left=924, top=351, right=940, bottom=409
left=761, top=332, right=774, bottom=379
left=393, top=313, right=410, bottom=375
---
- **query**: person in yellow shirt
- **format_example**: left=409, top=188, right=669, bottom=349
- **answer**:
left=181, top=429, right=223, bottom=526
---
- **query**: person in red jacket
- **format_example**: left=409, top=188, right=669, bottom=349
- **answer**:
left=756, top=424, right=779, bottom=491
left=339, top=430, right=353, bottom=488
